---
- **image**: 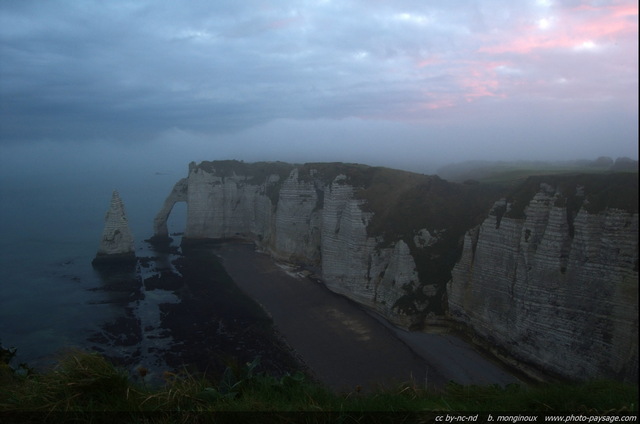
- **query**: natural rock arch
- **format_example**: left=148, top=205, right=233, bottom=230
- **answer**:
left=153, top=178, right=188, bottom=238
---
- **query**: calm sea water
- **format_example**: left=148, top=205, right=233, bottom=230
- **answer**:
left=0, top=169, right=187, bottom=370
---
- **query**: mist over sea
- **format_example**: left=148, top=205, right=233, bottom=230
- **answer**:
left=0, top=164, right=187, bottom=369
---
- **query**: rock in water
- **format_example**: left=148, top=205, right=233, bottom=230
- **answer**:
left=92, top=190, right=136, bottom=266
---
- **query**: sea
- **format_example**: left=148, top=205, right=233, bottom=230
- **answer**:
left=0, top=162, right=189, bottom=371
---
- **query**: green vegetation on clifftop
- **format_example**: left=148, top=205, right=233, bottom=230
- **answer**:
left=503, top=173, right=638, bottom=220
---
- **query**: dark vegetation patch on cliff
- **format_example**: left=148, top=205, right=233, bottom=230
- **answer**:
left=297, top=162, right=375, bottom=186
left=505, top=173, right=638, bottom=219
left=297, top=163, right=503, bottom=315
left=362, top=170, right=500, bottom=262
left=307, top=165, right=505, bottom=316
left=294, top=163, right=505, bottom=317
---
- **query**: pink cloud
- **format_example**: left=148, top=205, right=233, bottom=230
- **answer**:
left=612, top=4, right=638, bottom=18
left=389, top=2, right=637, bottom=119
left=416, top=56, right=442, bottom=68
left=406, top=61, right=507, bottom=117
left=420, top=96, right=457, bottom=111
left=458, top=62, right=506, bottom=102
left=479, top=2, right=637, bottom=54
left=479, top=33, right=574, bottom=54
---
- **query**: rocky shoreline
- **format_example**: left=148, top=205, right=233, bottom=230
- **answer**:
left=87, top=241, right=305, bottom=385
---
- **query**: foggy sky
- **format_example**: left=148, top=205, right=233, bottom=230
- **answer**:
left=1, top=0, right=638, bottom=174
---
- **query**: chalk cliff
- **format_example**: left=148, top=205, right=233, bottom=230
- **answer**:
left=93, top=190, right=136, bottom=265
left=154, top=161, right=638, bottom=382
left=448, top=175, right=638, bottom=383
left=154, top=161, right=495, bottom=328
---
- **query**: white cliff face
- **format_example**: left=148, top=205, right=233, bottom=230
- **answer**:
left=321, top=177, right=374, bottom=298
left=320, top=177, right=421, bottom=327
left=369, top=240, right=423, bottom=327
left=155, top=163, right=424, bottom=327
left=272, top=168, right=322, bottom=263
left=448, top=186, right=639, bottom=383
left=183, top=164, right=275, bottom=241
left=94, top=190, right=135, bottom=261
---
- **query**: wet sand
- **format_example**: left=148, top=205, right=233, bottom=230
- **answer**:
left=214, top=241, right=520, bottom=392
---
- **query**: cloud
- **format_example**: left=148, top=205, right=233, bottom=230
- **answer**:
left=478, top=1, right=637, bottom=54
left=0, top=0, right=637, bottom=165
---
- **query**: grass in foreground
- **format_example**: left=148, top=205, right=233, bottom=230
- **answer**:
left=0, top=350, right=637, bottom=422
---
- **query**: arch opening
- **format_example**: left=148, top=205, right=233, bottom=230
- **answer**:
left=167, top=201, right=187, bottom=236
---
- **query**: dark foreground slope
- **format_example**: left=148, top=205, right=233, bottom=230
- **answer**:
left=1, top=348, right=637, bottom=419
